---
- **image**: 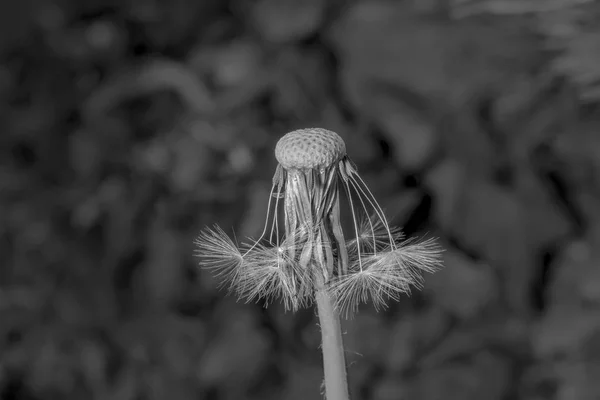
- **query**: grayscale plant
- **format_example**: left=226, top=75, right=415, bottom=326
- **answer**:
left=195, top=127, right=443, bottom=400
left=196, top=127, right=442, bottom=316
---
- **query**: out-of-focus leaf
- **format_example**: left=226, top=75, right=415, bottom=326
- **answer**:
left=69, top=128, right=105, bottom=180
left=281, top=361, right=323, bottom=400
left=0, top=1, right=34, bottom=55
left=451, top=178, right=535, bottom=314
left=514, top=167, right=572, bottom=250
left=197, top=307, right=270, bottom=394
left=552, top=125, right=600, bottom=191
left=250, top=0, right=325, bottom=43
left=533, top=237, right=600, bottom=400
left=144, top=213, right=185, bottom=308
left=363, top=89, right=438, bottom=171
left=426, top=246, right=498, bottom=319
left=271, top=48, right=331, bottom=119
left=385, top=315, right=418, bottom=373
left=342, top=313, right=388, bottom=362
left=426, top=158, right=465, bottom=231
left=493, top=75, right=544, bottom=127
left=331, top=2, right=451, bottom=100
left=451, top=0, right=595, bottom=17
left=531, top=214, right=600, bottom=396
left=125, top=0, right=223, bottom=50
left=552, top=30, right=600, bottom=102
left=372, top=375, right=410, bottom=400
left=168, top=133, right=214, bottom=193
left=188, top=39, right=264, bottom=89
left=535, top=240, right=600, bottom=357
left=410, top=351, right=512, bottom=400
left=331, top=1, right=541, bottom=103
left=83, top=59, right=214, bottom=124
left=380, top=189, right=423, bottom=225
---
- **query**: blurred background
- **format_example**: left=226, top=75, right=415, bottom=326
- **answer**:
left=2, top=0, right=600, bottom=399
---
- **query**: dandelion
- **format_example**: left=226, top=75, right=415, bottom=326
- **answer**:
left=196, top=128, right=442, bottom=313
left=195, top=128, right=443, bottom=400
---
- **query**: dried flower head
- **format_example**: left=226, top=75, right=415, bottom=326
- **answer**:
left=195, top=128, right=442, bottom=316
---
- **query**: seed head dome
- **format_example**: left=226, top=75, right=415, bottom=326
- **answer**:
left=275, top=128, right=346, bottom=170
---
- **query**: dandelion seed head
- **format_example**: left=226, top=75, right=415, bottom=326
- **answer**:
left=196, top=127, right=443, bottom=316
left=237, top=234, right=319, bottom=311
left=330, top=237, right=444, bottom=317
left=194, top=226, right=245, bottom=292
left=275, top=128, right=346, bottom=170
left=329, top=262, right=412, bottom=318
left=346, top=214, right=404, bottom=254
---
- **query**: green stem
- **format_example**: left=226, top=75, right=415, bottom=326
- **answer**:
left=315, top=287, right=349, bottom=400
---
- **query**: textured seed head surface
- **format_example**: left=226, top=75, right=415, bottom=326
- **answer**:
left=275, top=128, right=346, bottom=170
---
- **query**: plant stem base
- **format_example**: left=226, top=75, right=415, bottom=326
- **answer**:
left=315, top=288, right=350, bottom=400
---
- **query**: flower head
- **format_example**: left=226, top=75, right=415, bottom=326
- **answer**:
left=196, top=128, right=442, bottom=315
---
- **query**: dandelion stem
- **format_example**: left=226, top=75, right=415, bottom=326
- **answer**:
left=315, top=281, right=349, bottom=400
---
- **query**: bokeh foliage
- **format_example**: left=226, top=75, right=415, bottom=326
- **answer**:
left=1, top=0, right=600, bottom=399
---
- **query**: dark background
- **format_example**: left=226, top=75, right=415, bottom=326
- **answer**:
left=2, top=0, right=600, bottom=399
